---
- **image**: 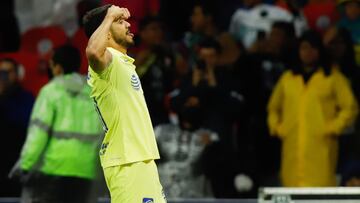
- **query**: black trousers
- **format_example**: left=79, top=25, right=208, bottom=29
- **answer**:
left=21, top=173, right=93, bottom=203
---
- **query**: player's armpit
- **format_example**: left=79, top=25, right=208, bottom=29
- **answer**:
left=87, top=48, right=113, bottom=73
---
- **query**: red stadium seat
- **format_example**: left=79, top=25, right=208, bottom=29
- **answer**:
left=71, top=28, right=88, bottom=75
left=0, top=52, right=48, bottom=96
left=303, top=2, right=339, bottom=34
left=20, top=26, right=68, bottom=58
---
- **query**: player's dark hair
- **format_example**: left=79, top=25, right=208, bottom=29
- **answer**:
left=52, top=45, right=81, bottom=74
left=83, top=4, right=112, bottom=38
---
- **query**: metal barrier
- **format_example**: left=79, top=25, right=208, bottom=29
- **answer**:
left=0, top=198, right=257, bottom=203
left=3, top=187, right=360, bottom=203
left=259, top=187, right=360, bottom=203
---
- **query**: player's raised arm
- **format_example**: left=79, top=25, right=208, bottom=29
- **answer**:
left=85, top=5, right=130, bottom=72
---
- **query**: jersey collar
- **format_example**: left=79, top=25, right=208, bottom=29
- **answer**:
left=108, top=47, right=135, bottom=64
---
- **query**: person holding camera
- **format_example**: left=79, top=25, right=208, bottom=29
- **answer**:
left=170, top=38, right=250, bottom=197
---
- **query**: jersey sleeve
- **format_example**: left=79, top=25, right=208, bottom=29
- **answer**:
left=87, top=48, right=117, bottom=98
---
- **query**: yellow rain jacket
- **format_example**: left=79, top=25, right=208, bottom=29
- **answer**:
left=268, top=68, right=358, bottom=186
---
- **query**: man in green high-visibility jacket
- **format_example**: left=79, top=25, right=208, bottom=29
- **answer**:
left=10, top=45, right=103, bottom=203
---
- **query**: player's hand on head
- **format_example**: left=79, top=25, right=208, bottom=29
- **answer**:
left=107, top=5, right=131, bottom=20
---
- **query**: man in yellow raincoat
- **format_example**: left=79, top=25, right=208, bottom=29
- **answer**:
left=267, top=31, right=358, bottom=187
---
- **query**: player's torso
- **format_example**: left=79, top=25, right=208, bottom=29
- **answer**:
left=92, top=49, right=160, bottom=167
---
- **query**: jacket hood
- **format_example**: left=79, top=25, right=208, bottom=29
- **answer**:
left=55, top=73, right=87, bottom=94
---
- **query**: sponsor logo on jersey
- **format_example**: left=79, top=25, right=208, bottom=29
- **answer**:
left=131, top=74, right=141, bottom=91
left=142, top=198, right=154, bottom=203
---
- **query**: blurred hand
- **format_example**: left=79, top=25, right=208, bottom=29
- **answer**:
left=185, top=96, right=200, bottom=107
left=200, top=132, right=211, bottom=145
left=234, top=173, right=253, bottom=192
left=192, top=68, right=202, bottom=86
left=8, top=160, right=29, bottom=184
left=106, top=5, right=130, bottom=20
left=205, top=69, right=217, bottom=87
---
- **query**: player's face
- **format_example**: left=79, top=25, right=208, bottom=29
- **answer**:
left=110, top=18, right=134, bottom=48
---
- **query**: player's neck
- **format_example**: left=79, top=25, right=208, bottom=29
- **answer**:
left=109, top=41, right=127, bottom=54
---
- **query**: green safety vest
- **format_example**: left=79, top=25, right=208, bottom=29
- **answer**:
left=20, top=73, right=103, bottom=179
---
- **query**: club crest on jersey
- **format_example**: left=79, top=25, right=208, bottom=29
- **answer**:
left=131, top=74, right=141, bottom=91
left=142, top=198, right=154, bottom=203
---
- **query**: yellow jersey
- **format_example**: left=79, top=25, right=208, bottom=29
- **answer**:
left=87, top=47, right=160, bottom=168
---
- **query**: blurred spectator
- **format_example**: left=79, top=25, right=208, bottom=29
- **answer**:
left=0, top=58, right=34, bottom=128
left=216, top=33, right=244, bottom=67
left=101, top=0, right=159, bottom=34
left=229, top=0, right=297, bottom=49
left=133, top=16, right=177, bottom=126
left=337, top=0, right=360, bottom=44
left=230, top=21, right=297, bottom=186
left=155, top=104, right=218, bottom=198
left=170, top=38, right=250, bottom=197
left=267, top=30, right=358, bottom=186
left=15, top=0, right=81, bottom=36
left=171, top=38, right=241, bottom=139
left=0, top=0, right=20, bottom=51
left=9, top=45, right=103, bottom=203
left=0, top=58, right=34, bottom=197
left=323, top=26, right=360, bottom=99
left=323, top=26, right=360, bottom=187
left=180, top=1, right=219, bottom=68
left=0, top=52, right=49, bottom=97
left=214, top=33, right=261, bottom=195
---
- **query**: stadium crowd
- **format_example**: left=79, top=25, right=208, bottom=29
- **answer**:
left=1, top=0, right=360, bottom=200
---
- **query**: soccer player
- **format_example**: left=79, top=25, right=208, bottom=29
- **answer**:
left=83, top=4, right=166, bottom=203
